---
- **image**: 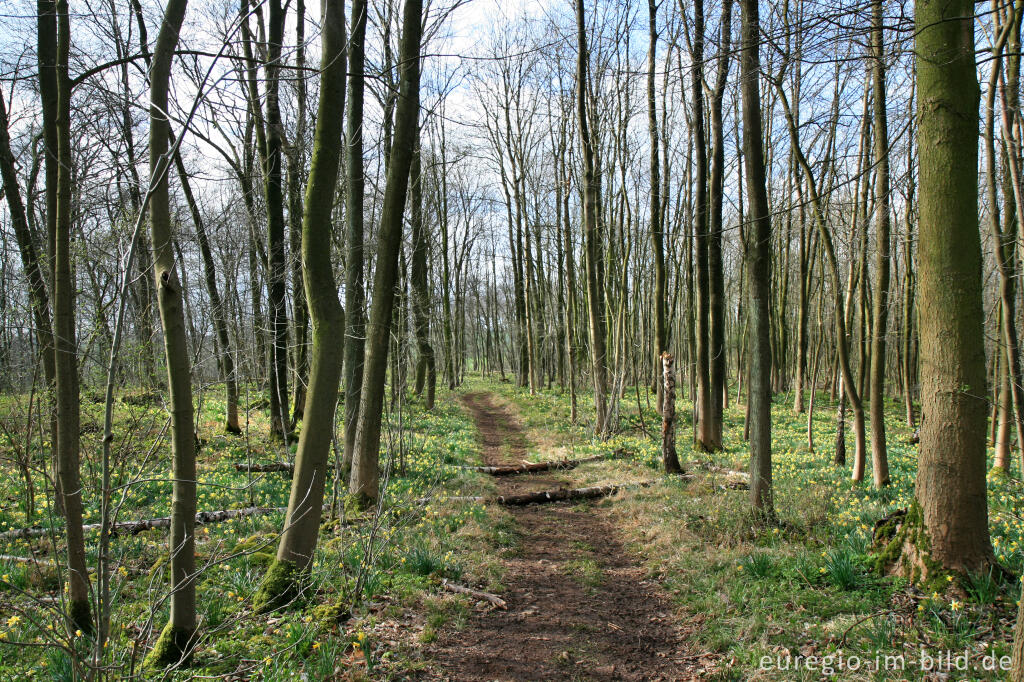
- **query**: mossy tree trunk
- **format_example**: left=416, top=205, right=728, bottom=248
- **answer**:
left=349, top=0, right=423, bottom=505
left=255, top=0, right=348, bottom=612
left=913, top=0, right=993, bottom=574
left=144, top=0, right=196, bottom=667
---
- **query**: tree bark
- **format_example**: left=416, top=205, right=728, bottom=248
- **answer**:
left=868, top=0, right=891, bottom=487
left=575, top=0, right=609, bottom=436
left=341, top=0, right=368, bottom=480
left=349, top=0, right=423, bottom=506
left=739, top=0, right=774, bottom=519
left=914, top=0, right=993, bottom=573
left=144, top=0, right=196, bottom=665
left=254, top=0, right=348, bottom=612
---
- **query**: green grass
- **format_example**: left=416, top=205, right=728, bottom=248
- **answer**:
left=0, top=386, right=498, bottom=679
left=482, top=378, right=1022, bottom=681
left=2, top=376, right=1022, bottom=680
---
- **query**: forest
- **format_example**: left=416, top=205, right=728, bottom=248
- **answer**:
left=0, top=0, right=1023, bottom=677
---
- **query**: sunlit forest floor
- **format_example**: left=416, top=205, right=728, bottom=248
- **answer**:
left=1, top=376, right=1022, bottom=679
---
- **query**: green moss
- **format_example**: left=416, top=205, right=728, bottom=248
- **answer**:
left=68, top=598, right=92, bottom=635
left=252, top=559, right=302, bottom=614
left=869, top=501, right=956, bottom=593
left=144, top=621, right=196, bottom=669
left=148, top=554, right=168, bottom=580
left=344, top=492, right=371, bottom=516
left=308, top=599, right=350, bottom=630
left=233, top=533, right=274, bottom=554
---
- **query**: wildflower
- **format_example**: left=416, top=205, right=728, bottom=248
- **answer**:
left=6, top=615, right=20, bottom=627
left=312, top=641, right=321, bottom=650
left=950, top=600, right=963, bottom=612
left=75, top=629, right=83, bottom=637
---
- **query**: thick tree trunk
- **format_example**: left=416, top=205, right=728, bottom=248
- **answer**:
left=913, top=0, right=993, bottom=574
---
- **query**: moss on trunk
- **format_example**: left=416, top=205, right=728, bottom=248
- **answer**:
left=68, top=597, right=91, bottom=635
left=253, top=558, right=302, bottom=614
left=144, top=621, right=195, bottom=669
left=871, top=503, right=962, bottom=595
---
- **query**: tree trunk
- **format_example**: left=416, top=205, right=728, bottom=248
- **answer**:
left=662, top=352, right=681, bottom=473
left=708, top=1, right=732, bottom=449
left=575, top=0, right=609, bottom=436
left=868, top=0, right=891, bottom=487
left=648, top=0, right=667, bottom=414
left=264, top=0, right=290, bottom=441
left=254, top=0, right=347, bottom=612
left=410, top=136, right=436, bottom=410
left=144, top=0, right=196, bottom=666
left=50, top=0, right=92, bottom=633
left=740, top=0, right=774, bottom=519
left=913, top=0, right=993, bottom=574
left=341, top=0, right=367, bottom=480
left=349, top=0, right=422, bottom=506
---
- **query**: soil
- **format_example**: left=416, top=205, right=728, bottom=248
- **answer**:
left=426, top=392, right=707, bottom=681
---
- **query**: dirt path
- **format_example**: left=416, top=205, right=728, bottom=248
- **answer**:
left=427, top=392, right=701, bottom=681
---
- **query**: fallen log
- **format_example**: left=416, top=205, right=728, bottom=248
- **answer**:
left=234, top=462, right=295, bottom=473
left=441, top=578, right=507, bottom=609
left=459, top=453, right=608, bottom=476
left=495, top=480, right=657, bottom=506
left=0, top=554, right=57, bottom=567
left=0, top=505, right=290, bottom=541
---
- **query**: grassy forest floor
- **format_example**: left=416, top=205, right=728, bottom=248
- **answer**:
left=1, top=376, right=1023, bottom=680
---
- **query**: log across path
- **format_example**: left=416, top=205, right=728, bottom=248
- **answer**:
left=426, top=391, right=704, bottom=680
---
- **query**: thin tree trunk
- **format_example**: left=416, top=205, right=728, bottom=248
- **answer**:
left=349, top=0, right=422, bottom=506
left=144, top=0, right=196, bottom=665
left=576, top=0, right=609, bottom=436
left=254, top=0, right=347, bottom=610
left=740, top=0, right=773, bottom=519
left=341, top=0, right=367, bottom=480
left=868, top=0, right=891, bottom=487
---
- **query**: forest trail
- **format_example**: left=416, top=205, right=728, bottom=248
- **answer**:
left=427, top=391, right=701, bottom=681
